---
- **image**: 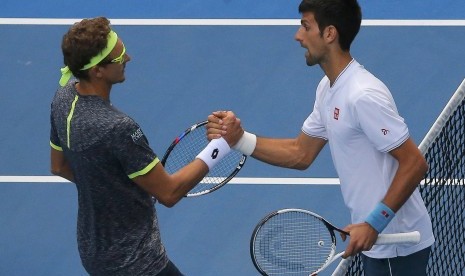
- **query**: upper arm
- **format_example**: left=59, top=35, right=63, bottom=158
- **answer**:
left=50, top=146, right=74, bottom=182
left=389, top=138, right=428, bottom=175
left=50, top=146, right=66, bottom=173
left=295, top=131, right=327, bottom=168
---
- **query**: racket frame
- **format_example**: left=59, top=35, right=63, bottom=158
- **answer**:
left=250, top=208, right=346, bottom=276
left=161, top=120, right=247, bottom=197
left=250, top=208, right=421, bottom=276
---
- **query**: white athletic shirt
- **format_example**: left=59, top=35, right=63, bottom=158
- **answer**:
left=302, top=59, right=434, bottom=258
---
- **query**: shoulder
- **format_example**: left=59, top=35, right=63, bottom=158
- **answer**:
left=350, top=62, right=389, bottom=92
left=51, top=82, right=78, bottom=108
left=346, top=63, right=393, bottom=104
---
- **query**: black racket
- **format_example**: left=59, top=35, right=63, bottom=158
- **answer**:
left=161, top=120, right=246, bottom=197
left=250, top=208, right=421, bottom=276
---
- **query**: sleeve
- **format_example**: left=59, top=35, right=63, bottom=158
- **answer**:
left=111, top=117, right=159, bottom=179
left=50, top=109, right=63, bottom=151
left=301, top=80, right=328, bottom=140
left=354, top=89, right=409, bottom=152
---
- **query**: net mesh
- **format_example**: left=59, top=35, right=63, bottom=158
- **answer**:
left=344, top=80, right=465, bottom=275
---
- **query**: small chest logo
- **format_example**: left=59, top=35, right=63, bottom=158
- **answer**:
left=333, top=108, right=340, bottom=120
left=381, top=129, right=389, bottom=135
left=131, top=128, right=144, bottom=142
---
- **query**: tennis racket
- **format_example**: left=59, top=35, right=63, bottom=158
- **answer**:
left=161, top=120, right=246, bottom=197
left=330, top=256, right=353, bottom=276
left=250, top=208, right=421, bottom=276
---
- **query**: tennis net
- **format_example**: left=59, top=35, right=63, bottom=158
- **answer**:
left=344, top=78, right=465, bottom=275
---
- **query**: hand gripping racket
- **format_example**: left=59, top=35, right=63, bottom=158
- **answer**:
left=161, top=120, right=246, bottom=197
left=250, top=208, right=421, bottom=276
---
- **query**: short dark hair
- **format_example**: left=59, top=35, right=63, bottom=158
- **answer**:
left=61, top=17, right=112, bottom=80
left=298, top=0, right=362, bottom=50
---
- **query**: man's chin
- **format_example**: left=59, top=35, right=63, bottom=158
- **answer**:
left=306, top=60, right=317, bottom=67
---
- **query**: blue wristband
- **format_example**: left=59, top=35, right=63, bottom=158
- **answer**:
left=365, top=202, right=395, bottom=233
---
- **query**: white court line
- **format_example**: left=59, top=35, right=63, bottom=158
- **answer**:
left=1, top=18, right=465, bottom=26
left=0, top=176, right=452, bottom=185
left=0, top=176, right=340, bottom=185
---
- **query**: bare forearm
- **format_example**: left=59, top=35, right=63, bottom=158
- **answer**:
left=170, top=159, right=209, bottom=199
left=252, top=137, right=304, bottom=169
left=252, top=134, right=326, bottom=170
left=383, top=161, right=427, bottom=211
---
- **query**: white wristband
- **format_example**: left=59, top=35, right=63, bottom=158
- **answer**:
left=196, top=137, right=231, bottom=170
left=232, top=131, right=256, bottom=156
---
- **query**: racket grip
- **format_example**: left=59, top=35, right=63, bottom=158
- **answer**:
left=376, top=231, right=421, bottom=245
left=331, top=256, right=353, bottom=276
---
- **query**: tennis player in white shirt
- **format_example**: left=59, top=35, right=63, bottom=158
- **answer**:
left=206, top=0, right=434, bottom=275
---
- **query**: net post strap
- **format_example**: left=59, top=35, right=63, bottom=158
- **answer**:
left=419, top=78, right=465, bottom=154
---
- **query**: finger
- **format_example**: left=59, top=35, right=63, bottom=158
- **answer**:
left=342, top=246, right=353, bottom=259
left=206, top=120, right=227, bottom=133
left=207, top=133, right=223, bottom=141
left=207, top=114, right=224, bottom=125
left=206, top=124, right=226, bottom=134
left=212, top=111, right=228, bottom=119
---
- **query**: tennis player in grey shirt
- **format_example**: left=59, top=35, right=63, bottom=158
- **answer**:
left=50, top=17, right=236, bottom=275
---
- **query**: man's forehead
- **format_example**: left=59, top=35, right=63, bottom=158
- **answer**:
left=300, top=12, right=316, bottom=23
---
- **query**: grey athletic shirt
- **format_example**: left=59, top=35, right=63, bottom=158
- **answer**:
left=50, top=82, right=169, bottom=275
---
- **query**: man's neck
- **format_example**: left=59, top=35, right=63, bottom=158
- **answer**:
left=75, top=81, right=111, bottom=101
left=320, top=52, right=353, bottom=87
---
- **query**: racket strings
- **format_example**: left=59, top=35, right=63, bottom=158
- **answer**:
left=163, top=125, right=243, bottom=196
left=254, top=211, right=334, bottom=275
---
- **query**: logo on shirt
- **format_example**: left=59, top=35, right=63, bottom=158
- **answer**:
left=333, top=108, right=340, bottom=120
left=381, top=128, right=389, bottom=135
left=131, top=128, right=144, bottom=142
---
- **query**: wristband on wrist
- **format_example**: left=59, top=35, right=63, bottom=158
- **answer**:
left=365, top=202, right=395, bottom=233
left=196, top=137, right=231, bottom=170
left=232, top=131, right=256, bottom=156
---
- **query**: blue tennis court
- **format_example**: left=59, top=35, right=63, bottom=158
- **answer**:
left=1, top=1, right=465, bottom=275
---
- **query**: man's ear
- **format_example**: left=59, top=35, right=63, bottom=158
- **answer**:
left=324, top=25, right=338, bottom=44
left=89, top=65, right=104, bottom=79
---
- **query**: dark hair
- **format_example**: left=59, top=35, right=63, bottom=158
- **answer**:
left=61, top=17, right=112, bottom=80
left=298, top=0, right=361, bottom=50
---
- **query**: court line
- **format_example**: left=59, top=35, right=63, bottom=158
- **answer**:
left=1, top=18, right=465, bottom=26
left=0, top=176, right=340, bottom=185
left=0, top=176, right=447, bottom=185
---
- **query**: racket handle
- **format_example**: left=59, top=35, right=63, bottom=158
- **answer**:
left=375, top=231, right=421, bottom=245
left=331, top=256, right=353, bottom=276
left=330, top=231, right=420, bottom=276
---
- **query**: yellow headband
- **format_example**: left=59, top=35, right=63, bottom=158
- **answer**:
left=59, top=30, right=118, bottom=87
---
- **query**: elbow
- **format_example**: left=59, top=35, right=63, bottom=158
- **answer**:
left=411, top=156, right=428, bottom=186
left=50, top=168, right=58, bottom=176
left=50, top=166, right=63, bottom=177
left=156, top=194, right=182, bottom=208
left=293, top=154, right=313, bottom=170
left=294, top=162, right=311, bottom=170
left=419, top=157, right=429, bottom=176
left=159, top=200, right=177, bottom=208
